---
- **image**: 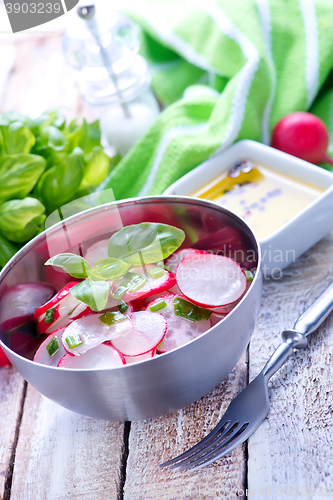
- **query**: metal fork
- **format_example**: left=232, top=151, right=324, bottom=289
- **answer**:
left=160, top=281, right=333, bottom=472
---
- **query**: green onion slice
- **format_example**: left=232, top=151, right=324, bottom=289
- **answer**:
left=118, top=301, right=128, bottom=314
left=244, top=270, right=254, bottom=282
left=149, top=300, right=167, bottom=313
left=44, top=307, right=55, bottom=324
left=148, top=267, right=165, bottom=279
left=99, top=311, right=127, bottom=326
left=65, top=334, right=83, bottom=349
left=46, top=336, right=59, bottom=356
left=174, top=297, right=211, bottom=322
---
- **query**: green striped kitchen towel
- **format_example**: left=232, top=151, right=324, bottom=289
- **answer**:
left=102, top=0, right=333, bottom=200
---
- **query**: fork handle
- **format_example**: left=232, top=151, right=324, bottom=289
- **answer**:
left=262, top=280, right=333, bottom=381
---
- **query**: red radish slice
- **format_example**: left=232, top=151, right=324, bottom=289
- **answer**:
left=176, top=251, right=247, bottom=307
left=58, top=343, right=126, bottom=369
left=36, top=292, right=82, bottom=335
left=165, top=248, right=195, bottom=273
left=34, top=282, right=79, bottom=319
left=147, top=294, right=211, bottom=353
left=83, top=238, right=109, bottom=266
left=33, top=327, right=67, bottom=367
left=111, top=311, right=167, bottom=356
left=69, top=302, right=94, bottom=320
left=210, top=312, right=228, bottom=327
left=114, top=265, right=176, bottom=302
left=0, top=283, right=55, bottom=332
left=124, top=349, right=156, bottom=364
left=62, top=313, right=133, bottom=356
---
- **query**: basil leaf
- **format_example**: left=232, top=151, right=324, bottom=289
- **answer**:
left=77, top=146, right=111, bottom=194
left=0, top=197, right=46, bottom=243
left=27, top=110, right=66, bottom=135
left=0, top=234, right=19, bottom=268
left=174, top=297, right=212, bottom=322
left=108, top=223, right=185, bottom=266
left=2, top=121, right=35, bottom=154
left=37, top=125, right=68, bottom=151
left=0, top=154, right=46, bottom=204
left=70, top=280, right=110, bottom=312
left=89, top=257, right=130, bottom=281
left=34, top=147, right=85, bottom=213
left=64, top=119, right=101, bottom=154
left=0, top=111, right=28, bottom=127
left=45, top=253, right=91, bottom=279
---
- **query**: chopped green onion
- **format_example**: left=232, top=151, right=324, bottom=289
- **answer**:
left=127, top=273, right=147, bottom=292
left=112, top=280, right=130, bottom=299
left=46, top=336, right=59, bottom=356
left=148, top=267, right=165, bottom=279
left=65, top=334, right=83, bottom=349
left=44, top=307, right=55, bottom=324
left=118, top=301, right=128, bottom=314
left=99, top=311, right=127, bottom=326
left=149, top=300, right=167, bottom=313
left=157, top=261, right=171, bottom=272
left=174, top=297, right=211, bottom=322
left=244, top=270, right=254, bottom=282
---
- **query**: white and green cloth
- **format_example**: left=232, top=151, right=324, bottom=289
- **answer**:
left=104, top=0, right=333, bottom=199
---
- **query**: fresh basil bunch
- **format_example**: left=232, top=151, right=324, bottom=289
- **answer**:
left=0, top=110, right=113, bottom=269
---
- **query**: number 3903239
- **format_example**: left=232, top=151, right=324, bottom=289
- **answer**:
left=5, top=3, right=62, bottom=14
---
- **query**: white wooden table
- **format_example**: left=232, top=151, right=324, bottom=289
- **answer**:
left=1, top=30, right=333, bottom=500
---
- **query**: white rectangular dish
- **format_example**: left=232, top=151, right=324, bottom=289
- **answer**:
left=163, top=140, right=333, bottom=276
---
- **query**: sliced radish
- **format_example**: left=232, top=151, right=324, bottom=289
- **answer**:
left=35, top=291, right=82, bottom=335
left=69, top=302, right=94, bottom=320
left=210, top=312, right=228, bottom=327
left=58, top=343, right=126, bottom=369
left=165, top=248, right=195, bottom=273
left=0, top=283, right=55, bottom=332
left=62, top=313, right=133, bottom=356
left=34, top=282, right=79, bottom=319
left=176, top=251, right=247, bottom=307
left=147, top=294, right=211, bottom=353
left=83, top=238, right=109, bottom=266
left=111, top=311, right=167, bottom=356
left=33, top=327, right=67, bottom=367
left=124, top=349, right=156, bottom=364
left=112, top=265, right=176, bottom=302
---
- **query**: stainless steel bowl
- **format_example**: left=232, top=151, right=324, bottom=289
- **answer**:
left=0, top=196, right=262, bottom=420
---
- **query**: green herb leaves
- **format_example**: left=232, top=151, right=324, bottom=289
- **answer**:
left=46, top=222, right=185, bottom=313
left=70, top=280, right=111, bottom=312
left=108, top=223, right=185, bottom=266
left=45, top=254, right=92, bottom=279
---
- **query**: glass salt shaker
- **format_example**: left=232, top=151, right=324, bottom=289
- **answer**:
left=63, top=4, right=160, bottom=157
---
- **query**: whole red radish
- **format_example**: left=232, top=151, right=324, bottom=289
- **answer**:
left=271, top=112, right=333, bottom=165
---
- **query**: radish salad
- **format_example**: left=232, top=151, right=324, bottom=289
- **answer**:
left=31, top=222, right=253, bottom=369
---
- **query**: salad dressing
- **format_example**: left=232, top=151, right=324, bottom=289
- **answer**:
left=192, top=162, right=324, bottom=239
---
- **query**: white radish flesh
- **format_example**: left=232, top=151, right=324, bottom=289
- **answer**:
left=111, top=311, right=167, bottom=356
left=83, top=239, right=109, bottom=267
left=165, top=248, right=195, bottom=273
left=62, top=313, right=133, bottom=356
left=124, top=349, right=156, bottom=364
left=147, top=294, right=211, bottom=353
left=33, top=328, right=67, bottom=367
left=176, top=251, right=247, bottom=307
left=58, top=343, right=125, bottom=369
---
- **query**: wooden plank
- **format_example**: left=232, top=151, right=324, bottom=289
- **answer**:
left=124, top=352, right=248, bottom=500
left=0, top=368, right=26, bottom=500
left=10, top=385, right=125, bottom=500
left=248, top=232, right=333, bottom=498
